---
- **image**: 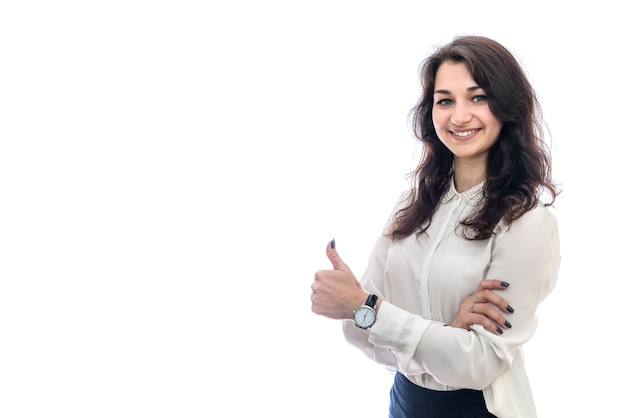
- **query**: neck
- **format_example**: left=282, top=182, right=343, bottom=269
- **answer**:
left=453, top=161, right=486, bottom=193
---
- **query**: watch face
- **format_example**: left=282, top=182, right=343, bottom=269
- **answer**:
left=354, top=306, right=376, bottom=328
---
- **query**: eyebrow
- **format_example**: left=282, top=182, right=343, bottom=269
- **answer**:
left=434, top=85, right=482, bottom=95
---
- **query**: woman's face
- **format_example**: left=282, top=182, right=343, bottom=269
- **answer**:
left=432, top=61, right=502, bottom=165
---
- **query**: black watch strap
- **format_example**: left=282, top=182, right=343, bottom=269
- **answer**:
left=364, top=293, right=378, bottom=309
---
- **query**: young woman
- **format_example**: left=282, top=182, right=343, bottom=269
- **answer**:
left=311, top=35, right=560, bottom=418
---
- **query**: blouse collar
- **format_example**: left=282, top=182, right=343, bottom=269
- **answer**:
left=441, top=179, right=486, bottom=206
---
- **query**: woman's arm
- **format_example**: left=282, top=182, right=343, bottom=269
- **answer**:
left=344, top=204, right=560, bottom=390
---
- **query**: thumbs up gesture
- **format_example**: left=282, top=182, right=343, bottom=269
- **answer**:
left=311, top=239, right=368, bottom=320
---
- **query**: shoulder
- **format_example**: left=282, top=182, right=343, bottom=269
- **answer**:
left=398, top=188, right=412, bottom=202
left=495, top=202, right=559, bottom=244
left=392, top=189, right=413, bottom=212
left=381, top=189, right=413, bottom=235
left=517, top=202, right=558, bottom=228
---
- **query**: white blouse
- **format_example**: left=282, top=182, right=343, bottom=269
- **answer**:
left=343, top=181, right=560, bottom=418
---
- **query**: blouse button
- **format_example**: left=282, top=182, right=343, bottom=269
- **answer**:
left=453, top=194, right=460, bottom=200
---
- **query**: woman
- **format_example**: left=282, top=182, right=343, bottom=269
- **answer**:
left=311, top=35, right=560, bottom=417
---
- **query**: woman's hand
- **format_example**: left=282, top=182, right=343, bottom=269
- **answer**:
left=448, top=279, right=514, bottom=335
left=311, top=240, right=368, bottom=321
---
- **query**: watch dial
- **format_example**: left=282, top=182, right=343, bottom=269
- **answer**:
left=355, top=306, right=375, bottom=327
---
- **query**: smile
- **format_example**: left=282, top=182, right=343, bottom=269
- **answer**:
left=450, top=129, right=479, bottom=137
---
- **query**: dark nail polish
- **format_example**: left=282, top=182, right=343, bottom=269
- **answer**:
left=500, top=281, right=510, bottom=287
left=506, top=305, right=515, bottom=313
left=330, top=239, right=336, bottom=249
left=504, top=320, right=512, bottom=328
left=496, top=326, right=503, bottom=334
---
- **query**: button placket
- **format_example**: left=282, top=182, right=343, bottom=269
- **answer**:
left=419, top=196, right=462, bottom=316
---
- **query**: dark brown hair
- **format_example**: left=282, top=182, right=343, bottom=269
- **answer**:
left=391, top=35, right=559, bottom=241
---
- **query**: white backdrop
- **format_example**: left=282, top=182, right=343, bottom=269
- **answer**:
left=1, top=1, right=623, bottom=417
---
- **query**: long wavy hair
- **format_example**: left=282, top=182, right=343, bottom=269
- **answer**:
left=391, top=35, right=559, bottom=241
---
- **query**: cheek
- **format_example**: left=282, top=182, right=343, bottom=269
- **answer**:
left=481, top=110, right=502, bottom=131
left=487, top=117, right=503, bottom=137
left=431, top=111, right=447, bottom=136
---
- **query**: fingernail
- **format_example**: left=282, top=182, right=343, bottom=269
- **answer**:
left=496, top=326, right=503, bottom=334
left=330, top=239, right=336, bottom=249
left=506, top=305, right=515, bottom=313
left=504, top=320, right=512, bottom=328
left=500, top=281, right=510, bottom=287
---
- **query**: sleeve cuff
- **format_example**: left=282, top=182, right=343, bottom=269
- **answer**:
left=368, top=301, right=432, bottom=366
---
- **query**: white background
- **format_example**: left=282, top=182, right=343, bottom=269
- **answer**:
left=1, top=1, right=623, bottom=417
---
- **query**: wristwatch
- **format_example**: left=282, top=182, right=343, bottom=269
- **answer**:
left=353, top=294, right=379, bottom=329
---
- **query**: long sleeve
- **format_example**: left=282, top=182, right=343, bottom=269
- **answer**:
left=415, top=205, right=560, bottom=389
left=343, top=195, right=560, bottom=393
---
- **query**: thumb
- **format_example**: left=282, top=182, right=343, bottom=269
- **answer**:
left=326, top=239, right=350, bottom=271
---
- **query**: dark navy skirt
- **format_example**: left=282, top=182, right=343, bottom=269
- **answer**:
left=389, top=372, right=497, bottom=418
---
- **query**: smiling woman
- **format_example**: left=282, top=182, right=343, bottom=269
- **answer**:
left=311, top=35, right=560, bottom=418
left=4, top=1, right=625, bottom=416
left=432, top=62, right=503, bottom=189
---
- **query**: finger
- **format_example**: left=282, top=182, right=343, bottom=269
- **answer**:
left=326, top=239, right=350, bottom=272
left=471, top=302, right=513, bottom=332
left=468, top=304, right=504, bottom=335
left=471, top=313, right=505, bottom=335
left=475, top=289, right=515, bottom=316
left=476, top=279, right=511, bottom=291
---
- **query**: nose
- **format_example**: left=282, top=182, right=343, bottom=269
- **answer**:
left=451, top=103, right=472, bottom=126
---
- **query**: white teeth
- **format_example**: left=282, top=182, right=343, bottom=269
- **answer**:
left=452, top=129, right=477, bottom=137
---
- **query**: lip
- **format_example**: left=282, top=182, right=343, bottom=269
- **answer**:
left=449, top=128, right=481, bottom=140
